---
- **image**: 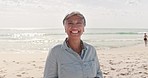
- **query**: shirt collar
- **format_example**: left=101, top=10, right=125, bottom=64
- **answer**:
left=61, top=38, right=87, bottom=51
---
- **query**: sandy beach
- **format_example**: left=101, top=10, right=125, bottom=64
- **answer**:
left=0, top=50, right=47, bottom=78
left=0, top=44, right=148, bottom=78
left=98, top=44, right=148, bottom=78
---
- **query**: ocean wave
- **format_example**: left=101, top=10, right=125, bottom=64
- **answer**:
left=84, top=32, right=141, bottom=35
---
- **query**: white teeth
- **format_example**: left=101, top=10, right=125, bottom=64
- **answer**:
left=72, top=31, right=78, bottom=34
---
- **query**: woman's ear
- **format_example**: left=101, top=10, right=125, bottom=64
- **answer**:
left=64, top=26, right=67, bottom=33
left=83, top=27, right=85, bottom=32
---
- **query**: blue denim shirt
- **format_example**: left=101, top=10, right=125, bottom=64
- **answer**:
left=44, top=40, right=103, bottom=78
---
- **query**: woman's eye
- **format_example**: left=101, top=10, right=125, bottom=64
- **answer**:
left=77, top=22, right=82, bottom=24
left=68, top=22, right=73, bottom=24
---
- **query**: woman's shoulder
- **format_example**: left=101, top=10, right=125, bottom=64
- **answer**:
left=83, top=42, right=96, bottom=49
left=48, top=44, right=63, bottom=56
left=50, top=44, right=63, bottom=51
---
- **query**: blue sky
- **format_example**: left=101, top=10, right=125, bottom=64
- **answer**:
left=0, top=0, right=148, bottom=29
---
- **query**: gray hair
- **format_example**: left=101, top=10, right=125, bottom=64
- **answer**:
left=63, top=11, right=86, bottom=26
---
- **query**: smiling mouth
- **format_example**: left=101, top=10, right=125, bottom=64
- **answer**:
left=71, top=31, right=79, bottom=34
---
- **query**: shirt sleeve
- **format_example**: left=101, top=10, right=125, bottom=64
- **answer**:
left=95, top=51, right=103, bottom=78
left=44, top=49, right=58, bottom=78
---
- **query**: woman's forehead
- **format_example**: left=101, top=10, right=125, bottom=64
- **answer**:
left=66, top=15, right=84, bottom=21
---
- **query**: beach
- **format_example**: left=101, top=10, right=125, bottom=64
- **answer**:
left=99, top=44, right=148, bottom=78
left=0, top=44, right=148, bottom=78
left=0, top=28, right=148, bottom=78
left=0, top=51, right=47, bottom=78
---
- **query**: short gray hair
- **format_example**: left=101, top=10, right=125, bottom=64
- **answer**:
left=63, top=11, right=86, bottom=26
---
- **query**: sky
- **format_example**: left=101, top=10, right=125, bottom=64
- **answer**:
left=0, top=0, right=148, bottom=29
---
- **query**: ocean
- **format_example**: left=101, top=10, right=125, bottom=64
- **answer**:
left=0, top=28, right=147, bottom=53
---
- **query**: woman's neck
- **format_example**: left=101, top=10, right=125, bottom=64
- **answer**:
left=67, top=38, right=82, bottom=54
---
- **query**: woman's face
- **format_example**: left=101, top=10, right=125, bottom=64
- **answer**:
left=64, top=15, right=85, bottom=40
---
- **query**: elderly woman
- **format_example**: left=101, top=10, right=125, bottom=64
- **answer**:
left=44, top=11, right=103, bottom=78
